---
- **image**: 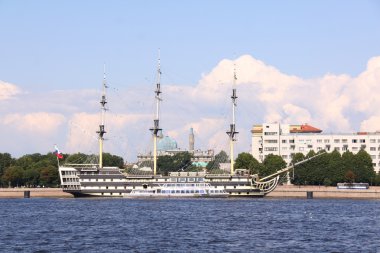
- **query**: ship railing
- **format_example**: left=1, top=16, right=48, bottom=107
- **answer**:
left=122, top=174, right=156, bottom=179
left=62, top=164, right=99, bottom=171
left=205, top=174, right=231, bottom=178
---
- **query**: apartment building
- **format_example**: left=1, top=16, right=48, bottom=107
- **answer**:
left=252, top=123, right=380, bottom=173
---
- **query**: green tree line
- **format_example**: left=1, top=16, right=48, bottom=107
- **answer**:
left=0, top=152, right=124, bottom=188
left=233, top=150, right=380, bottom=186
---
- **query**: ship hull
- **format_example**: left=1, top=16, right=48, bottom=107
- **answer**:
left=59, top=166, right=278, bottom=198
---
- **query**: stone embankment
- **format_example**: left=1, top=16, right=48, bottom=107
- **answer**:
left=0, top=188, right=73, bottom=198
left=267, top=185, right=380, bottom=199
left=1, top=186, right=380, bottom=199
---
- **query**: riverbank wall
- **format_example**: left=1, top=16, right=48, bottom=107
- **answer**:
left=0, top=188, right=73, bottom=198
left=267, top=185, right=380, bottom=199
left=1, top=186, right=380, bottom=199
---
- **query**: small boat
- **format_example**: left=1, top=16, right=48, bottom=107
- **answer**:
left=337, top=183, right=369, bottom=189
left=125, top=182, right=228, bottom=198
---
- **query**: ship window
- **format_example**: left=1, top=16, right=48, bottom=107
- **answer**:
left=188, top=178, right=195, bottom=182
left=234, top=186, right=236, bottom=189
left=181, top=190, right=185, bottom=193
left=111, top=179, right=113, bottom=182
left=195, top=190, right=199, bottom=193
left=170, top=178, right=177, bottom=182
left=176, top=190, right=180, bottom=194
left=119, top=193, right=122, bottom=195
left=106, top=186, right=108, bottom=189
left=179, top=178, right=186, bottom=183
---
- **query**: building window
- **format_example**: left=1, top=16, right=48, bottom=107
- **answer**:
left=370, top=147, right=376, bottom=151
left=352, top=147, right=358, bottom=151
left=335, top=147, right=340, bottom=151
left=289, top=140, right=295, bottom=143
left=370, top=139, right=376, bottom=143
left=324, top=139, right=330, bottom=143
left=264, top=139, right=278, bottom=143
left=360, top=139, right=366, bottom=143
left=352, top=139, right=357, bottom=143
left=282, top=140, right=287, bottom=143
left=317, top=139, right=322, bottom=143
left=371, top=155, right=376, bottom=159
left=342, top=139, right=348, bottom=143
left=264, top=132, right=277, bottom=135
left=264, top=147, right=278, bottom=151
left=334, top=139, right=340, bottom=143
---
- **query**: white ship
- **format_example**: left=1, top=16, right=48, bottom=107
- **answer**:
left=58, top=60, right=322, bottom=198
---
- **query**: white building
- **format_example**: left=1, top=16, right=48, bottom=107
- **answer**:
left=251, top=123, right=380, bottom=173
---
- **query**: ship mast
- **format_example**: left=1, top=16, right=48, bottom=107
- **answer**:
left=97, top=64, right=108, bottom=168
left=226, top=65, right=238, bottom=175
left=150, top=51, right=162, bottom=175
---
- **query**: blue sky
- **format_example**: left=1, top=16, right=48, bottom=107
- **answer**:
left=1, top=0, right=380, bottom=160
left=1, top=0, right=379, bottom=89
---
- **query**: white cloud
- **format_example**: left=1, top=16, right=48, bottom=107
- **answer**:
left=360, top=116, right=380, bottom=132
left=283, top=104, right=311, bottom=124
left=0, top=80, right=21, bottom=100
left=3, top=54, right=380, bottom=161
left=1, top=112, right=65, bottom=134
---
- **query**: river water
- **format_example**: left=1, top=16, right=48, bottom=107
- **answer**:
left=0, top=198, right=379, bottom=252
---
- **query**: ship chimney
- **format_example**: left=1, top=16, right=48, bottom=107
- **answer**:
left=189, top=127, right=195, bottom=152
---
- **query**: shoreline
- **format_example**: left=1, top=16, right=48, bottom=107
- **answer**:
left=0, top=188, right=73, bottom=198
left=267, top=185, right=380, bottom=199
left=1, top=185, right=380, bottom=199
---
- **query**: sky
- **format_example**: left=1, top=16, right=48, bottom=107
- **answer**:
left=1, top=0, right=380, bottom=162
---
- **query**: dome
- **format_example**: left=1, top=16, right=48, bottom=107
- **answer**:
left=157, top=136, right=178, bottom=151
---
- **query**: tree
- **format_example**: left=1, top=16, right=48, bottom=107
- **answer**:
left=2, top=166, right=24, bottom=187
left=39, top=165, right=59, bottom=187
left=261, top=154, right=286, bottom=177
left=352, top=150, right=375, bottom=183
left=206, top=150, right=228, bottom=171
left=0, top=153, right=14, bottom=186
left=234, top=152, right=263, bottom=175
left=344, top=170, right=356, bottom=183
left=103, top=153, right=124, bottom=168
left=157, top=152, right=194, bottom=175
left=23, top=169, right=40, bottom=187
